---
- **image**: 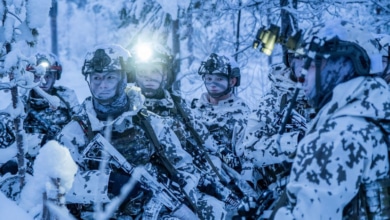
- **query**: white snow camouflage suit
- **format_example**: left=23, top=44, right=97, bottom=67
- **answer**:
left=143, top=88, right=234, bottom=219
left=239, top=63, right=312, bottom=191
left=274, top=76, right=390, bottom=219
left=56, top=85, right=199, bottom=219
left=23, top=85, right=80, bottom=165
left=190, top=93, right=253, bottom=196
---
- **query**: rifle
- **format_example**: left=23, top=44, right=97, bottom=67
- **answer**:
left=277, top=88, right=300, bottom=135
left=82, top=133, right=185, bottom=212
left=135, top=109, right=200, bottom=214
left=171, top=95, right=229, bottom=184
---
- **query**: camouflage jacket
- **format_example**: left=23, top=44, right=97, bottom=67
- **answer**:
left=143, top=90, right=232, bottom=219
left=56, top=86, right=199, bottom=205
left=240, top=64, right=311, bottom=168
left=274, top=76, right=390, bottom=219
left=191, top=92, right=251, bottom=173
left=143, top=89, right=213, bottom=174
left=23, top=86, right=80, bottom=136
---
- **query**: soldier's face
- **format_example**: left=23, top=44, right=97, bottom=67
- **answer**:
left=89, top=71, right=121, bottom=102
left=35, top=71, right=57, bottom=92
left=136, top=66, right=165, bottom=96
left=303, top=59, right=327, bottom=101
left=203, top=73, right=229, bottom=95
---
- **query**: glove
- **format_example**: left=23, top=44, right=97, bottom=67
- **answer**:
left=0, top=159, right=18, bottom=176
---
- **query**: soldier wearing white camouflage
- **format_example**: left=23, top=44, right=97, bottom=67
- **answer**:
left=191, top=53, right=256, bottom=205
left=239, top=56, right=313, bottom=196
left=274, top=20, right=390, bottom=219
left=56, top=44, right=200, bottom=219
left=0, top=52, right=80, bottom=178
left=132, top=43, right=241, bottom=219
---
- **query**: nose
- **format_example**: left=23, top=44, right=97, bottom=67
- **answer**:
left=98, top=78, right=111, bottom=88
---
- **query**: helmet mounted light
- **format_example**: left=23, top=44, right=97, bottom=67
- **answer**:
left=26, top=53, right=63, bottom=79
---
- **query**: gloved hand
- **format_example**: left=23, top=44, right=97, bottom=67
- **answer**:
left=0, top=159, right=18, bottom=176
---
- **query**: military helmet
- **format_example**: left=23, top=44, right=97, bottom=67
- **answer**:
left=198, top=53, right=241, bottom=86
left=26, top=52, right=63, bottom=80
left=131, top=42, right=175, bottom=88
left=298, top=20, right=382, bottom=75
left=133, top=43, right=173, bottom=67
left=82, top=44, right=132, bottom=78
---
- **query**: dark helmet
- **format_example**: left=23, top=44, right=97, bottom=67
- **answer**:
left=198, top=53, right=241, bottom=86
left=26, top=52, right=63, bottom=80
left=82, top=44, right=132, bottom=79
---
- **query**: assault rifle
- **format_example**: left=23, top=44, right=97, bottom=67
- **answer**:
left=172, top=96, right=258, bottom=199
left=82, top=133, right=185, bottom=212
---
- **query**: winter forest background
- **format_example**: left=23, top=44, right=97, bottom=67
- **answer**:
left=0, top=0, right=389, bottom=219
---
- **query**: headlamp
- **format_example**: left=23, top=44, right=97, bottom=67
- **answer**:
left=135, top=43, right=153, bottom=62
left=253, top=24, right=303, bottom=56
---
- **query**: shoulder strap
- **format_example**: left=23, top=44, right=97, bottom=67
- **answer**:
left=72, top=115, right=95, bottom=140
left=135, top=109, right=185, bottom=185
left=52, top=88, right=73, bottom=118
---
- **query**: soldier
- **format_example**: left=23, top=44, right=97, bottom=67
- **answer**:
left=0, top=113, right=16, bottom=175
left=237, top=53, right=313, bottom=217
left=190, top=53, right=256, bottom=207
left=132, top=43, right=241, bottom=219
left=56, top=44, right=199, bottom=219
left=22, top=52, right=80, bottom=173
left=273, top=20, right=390, bottom=219
left=0, top=52, right=80, bottom=200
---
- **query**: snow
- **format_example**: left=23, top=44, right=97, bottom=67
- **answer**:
left=0, top=0, right=388, bottom=219
left=0, top=140, right=77, bottom=219
left=0, top=192, right=33, bottom=220
left=19, top=140, right=77, bottom=212
left=26, top=0, right=51, bottom=29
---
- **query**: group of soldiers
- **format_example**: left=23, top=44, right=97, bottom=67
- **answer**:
left=0, top=19, right=390, bottom=220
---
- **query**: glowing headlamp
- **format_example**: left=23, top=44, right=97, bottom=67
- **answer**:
left=38, top=60, right=50, bottom=69
left=135, top=43, right=153, bottom=62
